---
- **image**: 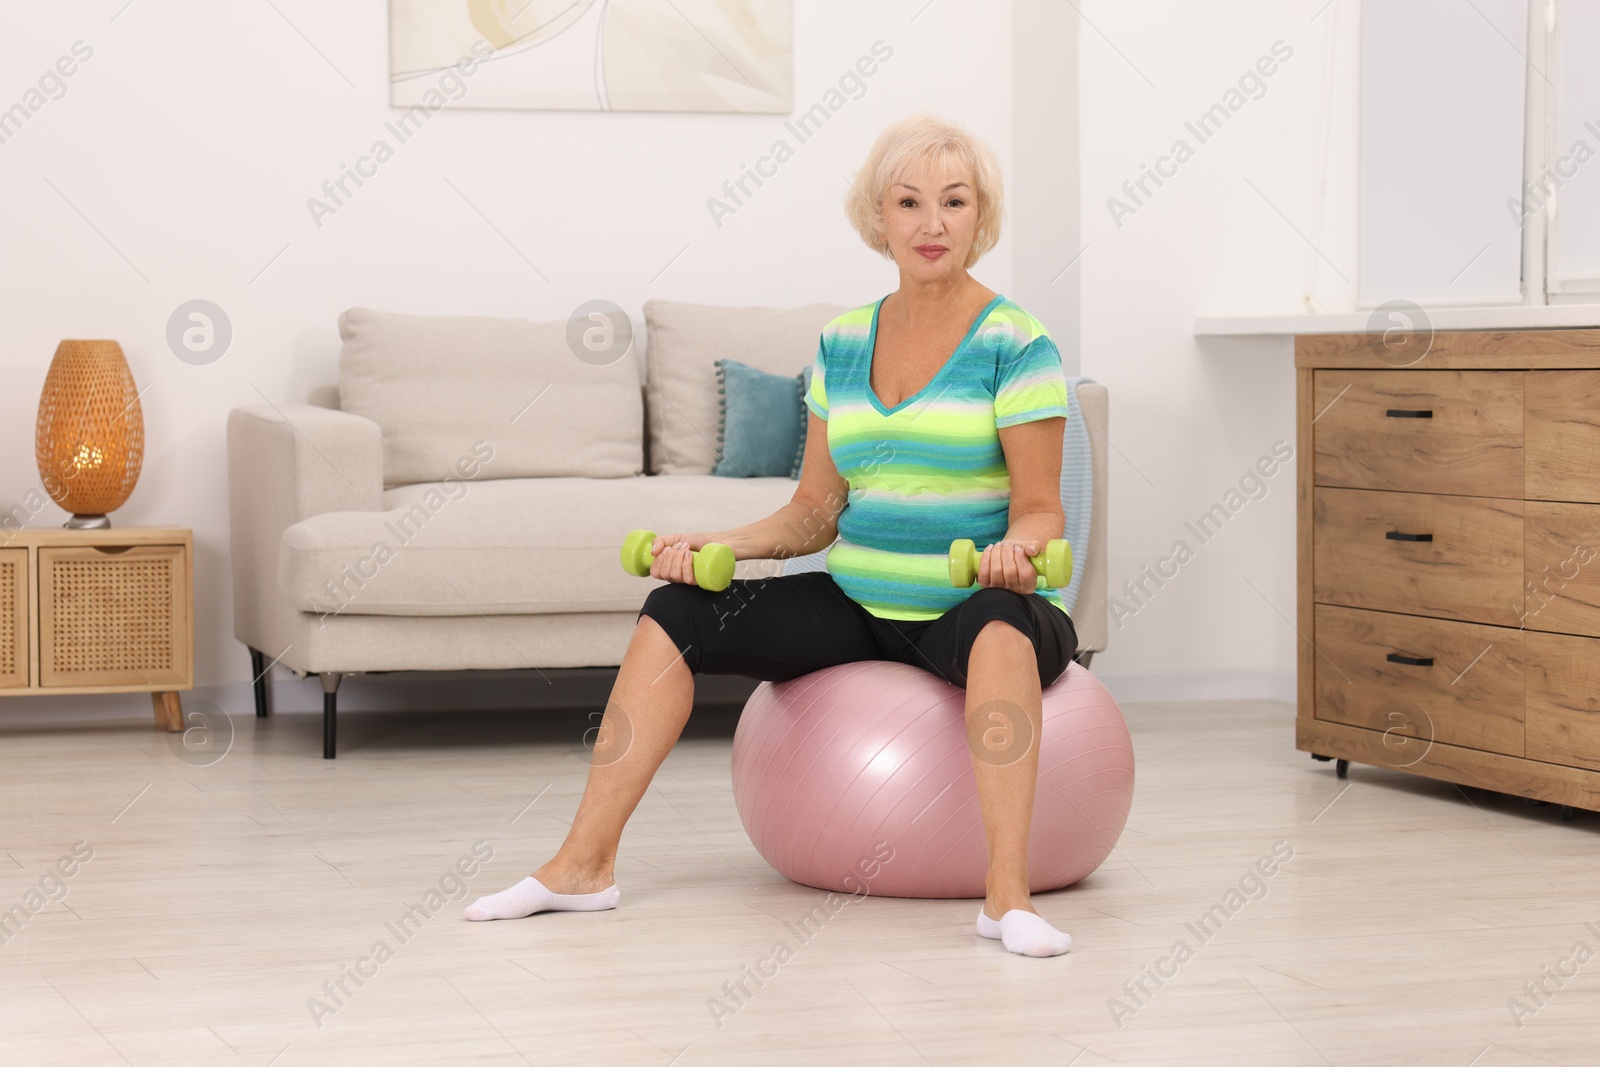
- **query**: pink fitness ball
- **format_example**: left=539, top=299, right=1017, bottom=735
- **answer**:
left=731, top=660, right=1135, bottom=898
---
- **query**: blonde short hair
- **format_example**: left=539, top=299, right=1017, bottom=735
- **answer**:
left=844, top=114, right=1004, bottom=269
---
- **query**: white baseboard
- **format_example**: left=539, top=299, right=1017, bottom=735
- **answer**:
left=1091, top=668, right=1296, bottom=705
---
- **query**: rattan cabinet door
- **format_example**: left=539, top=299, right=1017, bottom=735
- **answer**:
left=0, top=549, right=25, bottom=688
left=38, top=545, right=188, bottom=688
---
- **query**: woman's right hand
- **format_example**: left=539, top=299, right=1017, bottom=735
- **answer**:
left=649, top=533, right=715, bottom=585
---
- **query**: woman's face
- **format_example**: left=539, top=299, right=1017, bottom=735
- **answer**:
left=878, top=153, right=979, bottom=281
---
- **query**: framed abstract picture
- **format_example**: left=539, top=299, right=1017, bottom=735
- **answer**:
left=389, top=0, right=794, bottom=113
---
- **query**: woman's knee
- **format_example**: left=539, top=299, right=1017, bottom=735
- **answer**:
left=626, top=616, right=693, bottom=688
left=964, top=589, right=1038, bottom=644
left=972, top=617, right=1033, bottom=655
left=956, top=591, right=1050, bottom=684
left=635, top=587, right=702, bottom=671
left=633, top=611, right=675, bottom=649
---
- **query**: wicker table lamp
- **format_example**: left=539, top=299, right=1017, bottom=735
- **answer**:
left=35, top=340, right=144, bottom=529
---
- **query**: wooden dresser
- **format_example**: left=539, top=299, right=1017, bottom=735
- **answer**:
left=1296, top=329, right=1600, bottom=813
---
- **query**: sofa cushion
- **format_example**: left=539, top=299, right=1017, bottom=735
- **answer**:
left=713, top=359, right=808, bottom=478
left=279, top=475, right=799, bottom=618
left=338, top=307, right=643, bottom=488
left=645, top=300, right=848, bottom=475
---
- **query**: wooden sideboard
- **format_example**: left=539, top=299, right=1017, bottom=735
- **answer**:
left=0, top=526, right=192, bottom=731
left=1296, top=329, right=1600, bottom=813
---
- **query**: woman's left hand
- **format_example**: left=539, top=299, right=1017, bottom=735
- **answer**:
left=976, top=540, right=1041, bottom=594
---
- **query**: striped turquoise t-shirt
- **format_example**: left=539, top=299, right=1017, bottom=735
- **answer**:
left=806, top=293, right=1071, bottom=621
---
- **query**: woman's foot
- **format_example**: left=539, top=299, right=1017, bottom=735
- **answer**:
left=978, top=893, right=1071, bottom=957
left=976, top=906, right=1072, bottom=957
left=464, top=859, right=619, bottom=921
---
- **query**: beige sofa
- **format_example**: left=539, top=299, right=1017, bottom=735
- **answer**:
left=227, top=302, right=1108, bottom=757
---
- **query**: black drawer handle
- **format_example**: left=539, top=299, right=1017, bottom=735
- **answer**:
left=1386, top=409, right=1434, bottom=418
left=1385, top=531, right=1433, bottom=542
left=1387, top=652, right=1434, bottom=667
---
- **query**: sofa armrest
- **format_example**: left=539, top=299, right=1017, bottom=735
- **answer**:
left=227, top=404, right=383, bottom=657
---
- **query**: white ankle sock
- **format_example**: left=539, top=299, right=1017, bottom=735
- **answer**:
left=976, top=907, right=1072, bottom=957
left=464, top=876, right=620, bottom=921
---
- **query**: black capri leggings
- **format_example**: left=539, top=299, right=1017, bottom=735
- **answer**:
left=639, top=571, right=1078, bottom=688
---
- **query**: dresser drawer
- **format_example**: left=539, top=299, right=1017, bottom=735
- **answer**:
left=1313, top=487, right=1523, bottom=626
left=1313, top=370, right=1524, bottom=497
left=1526, top=370, right=1600, bottom=503
left=1524, top=501, right=1600, bottom=636
left=1527, top=631, right=1600, bottom=771
left=1315, top=604, right=1524, bottom=757
left=38, top=545, right=189, bottom=688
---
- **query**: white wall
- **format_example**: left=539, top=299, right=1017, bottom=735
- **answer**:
left=1078, top=0, right=1360, bottom=699
left=1012, top=0, right=1080, bottom=372
left=0, top=0, right=1015, bottom=687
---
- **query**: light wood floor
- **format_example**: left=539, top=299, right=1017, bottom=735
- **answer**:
left=2, top=690, right=1599, bottom=1066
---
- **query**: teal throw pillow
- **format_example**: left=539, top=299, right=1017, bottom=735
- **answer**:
left=713, top=359, right=808, bottom=479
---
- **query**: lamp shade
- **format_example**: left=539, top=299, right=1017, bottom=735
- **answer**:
left=35, top=340, right=144, bottom=528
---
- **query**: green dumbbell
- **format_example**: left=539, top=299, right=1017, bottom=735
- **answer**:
left=620, top=529, right=736, bottom=593
left=949, top=538, right=1073, bottom=589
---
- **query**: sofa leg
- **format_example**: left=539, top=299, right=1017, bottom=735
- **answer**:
left=250, top=647, right=271, bottom=718
left=321, top=673, right=343, bottom=759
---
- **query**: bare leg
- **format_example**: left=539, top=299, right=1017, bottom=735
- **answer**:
left=963, top=619, right=1044, bottom=921
left=533, top=616, right=694, bottom=893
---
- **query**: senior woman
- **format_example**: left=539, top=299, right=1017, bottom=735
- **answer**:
left=466, top=114, right=1078, bottom=957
